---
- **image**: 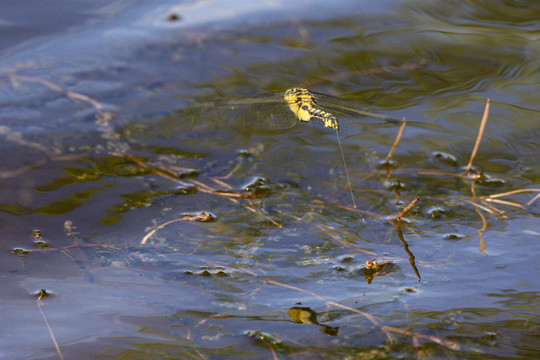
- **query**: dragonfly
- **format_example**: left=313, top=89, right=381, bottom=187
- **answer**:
left=191, top=87, right=400, bottom=133
left=189, top=88, right=402, bottom=208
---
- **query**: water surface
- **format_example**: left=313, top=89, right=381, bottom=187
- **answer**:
left=1, top=0, right=539, bottom=359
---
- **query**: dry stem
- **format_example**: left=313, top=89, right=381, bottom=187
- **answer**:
left=37, top=291, right=64, bottom=360
left=12, top=243, right=120, bottom=255
left=141, top=212, right=212, bottom=244
left=384, top=118, right=407, bottom=165
left=465, top=99, right=490, bottom=173
left=395, top=196, right=420, bottom=220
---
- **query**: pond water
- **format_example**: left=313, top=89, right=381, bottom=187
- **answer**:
left=1, top=0, right=540, bottom=359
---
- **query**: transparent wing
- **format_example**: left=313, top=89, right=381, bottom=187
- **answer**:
left=310, top=93, right=402, bottom=126
left=193, top=93, right=300, bottom=131
left=189, top=91, right=401, bottom=133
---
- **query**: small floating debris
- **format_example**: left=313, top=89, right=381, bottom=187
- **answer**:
left=431, top=151, right=459, bottom=167
left=442, top=233, right=466, bottom=241
left=358, top=260, right=396, bottom=284
left=403, top=287, right=417, bottom=294
left=34, top=289, right=54, bottom=300
left=184, top=266, right=230, bottom=277
left=243, top=176, right=275, bottom=198
left=383, top=179, right=406, bottom=191
left=33, top=239, right=51, bottom=248
left=424, top=205, right=450, bottom=219
left=244, top=330, right=282, bottom=346
left=11, top=248, right=29, bottom=255
left=32, top=229, right=51, bottom=248
left=376, top=158, right=399, bottom=169
left=365, top=259, right=378, bottom=270
left=478, top=175, right=506, bottom=188
left=166, top=13, right=181, bottom=21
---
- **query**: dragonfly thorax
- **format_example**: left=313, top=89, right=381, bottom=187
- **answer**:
left=283, top=88, right=339, bottom=130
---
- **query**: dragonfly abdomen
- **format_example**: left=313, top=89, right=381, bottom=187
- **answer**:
left=303, top=105, right=339, bottom=130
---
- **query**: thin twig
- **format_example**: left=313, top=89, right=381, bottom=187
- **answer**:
left=384, top=118, right=407, bottom=165
left=141, top=213, right=211, bottom=244
left=335, top=128, right=357, bottom=208
left=210, top=177, right=234, bottom=189
left=37, top=291, right=64, bottom=360
left=416, top=169, right=467, bottom=178
left=379, top=325, right=460, bottom=350
left=527, top=192, right=540, bottom=207
left=483, top=198, right=525, bottom=209
left=11, top=243, right=120, bottom=255
left=484, top=188, right=540, bottom=199
left=9, top=75, right=103, bottom=110
left=189, top=345, right=208, bottom=360
left=125, top=154, right=240, bottom=202
left=465, top=99, right=490, bottom=173
left=395, top=196, right=420, bottom=220
left=263, top=340, right=280, bottom=360
left=142, top=218, right=189, bottom=244
left=462, top=199, right=502, bottom=215
left=244, top=205, right=283, bottom=227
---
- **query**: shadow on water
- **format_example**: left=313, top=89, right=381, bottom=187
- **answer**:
left=1, top=0, right=540, bottom=359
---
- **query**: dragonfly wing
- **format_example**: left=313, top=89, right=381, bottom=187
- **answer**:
left=314, top=93, right=402, bottom=125
left=193, top=94, right=299, bottom=131
left=248, top=99, right=300, bottom=130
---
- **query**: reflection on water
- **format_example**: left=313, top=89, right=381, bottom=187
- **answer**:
left=1, top=0, right=540, bottom=359
left=288, top=306, right=340, bottom=336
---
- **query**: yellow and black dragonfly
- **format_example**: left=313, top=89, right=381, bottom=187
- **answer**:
left=189, top=87, right=400, bottom=133
left=188, top=88, right=401, bottom=208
